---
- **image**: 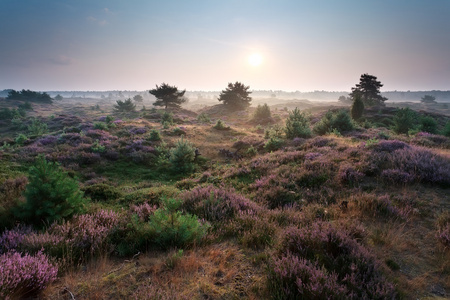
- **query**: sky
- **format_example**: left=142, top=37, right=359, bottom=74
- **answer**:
left=1, top=0, right=450, bottom=92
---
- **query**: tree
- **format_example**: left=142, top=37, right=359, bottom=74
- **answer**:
left=349, top=74, right=387, bottom=107
left=351, top=94, right=364, bottom=121
left=7, top=89, right=53, bottom=104
left=133, top=94, right=144, bottom=103
left=393, top=107, right=416, bottom=134
left=285, top=108, right=311, bottom=139
left=218, top=82, right=252, bottom=110
left=54, top=94, right=63, bottom=101
left=114, top=98, right=136, bottom=112
left=14, top=156, right=86, bottom=226
left=420, top=95, right=436, bottom=104
left=149, top=83, right=186, bottom=110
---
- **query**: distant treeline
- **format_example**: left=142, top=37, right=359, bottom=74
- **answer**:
left=4, top=89, right=53, bottom=103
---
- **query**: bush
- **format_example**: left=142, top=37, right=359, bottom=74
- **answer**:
left=148, top=129, right=162, bottom=141
left=285, top=108, right=311, bottom=139
left=351, top=95, right=364, bottom=121
left=253, top=103, right=272, bottom=123
left=313, top=110, right=354, bottom=135
left=27, top=118, right=48, bottom=136
left=0, top=250, right=58, bottom=299
left=148, top=198, right=209, bottom=249
left=443, top=121, right=450, bottom=137
left=93, top=122, right=108, bottom=130
left=213, top=119, right=229, bottom=130
left=14, top=156, right=86, bottom=226
left=197, top=112, right=210, bottom=124
left=393, top=107, right=416, bottom=134
left=419, top=116, right=438, bottom=134
left=169, top=137, right=195, bottom=174
left=83, top=183, right=123, bottom=202
left=114, top=98, right=136, bottom=112
left=161, top=111, right=174, bottom=125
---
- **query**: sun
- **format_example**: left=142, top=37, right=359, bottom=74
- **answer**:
left=248, top=53, right=263, bottom=67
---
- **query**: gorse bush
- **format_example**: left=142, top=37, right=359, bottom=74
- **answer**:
left=169, top=137, right=195, bottom=174
left=284, top=108, right=311, bottom=139
left=14, top=156, right=86, bottom=226
left=0, top=250, right=58, bottom=299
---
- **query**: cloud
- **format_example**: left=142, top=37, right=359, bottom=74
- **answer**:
left=87, top=16, right=108, bottom=26
left=49, top=55, right=74, bottom=65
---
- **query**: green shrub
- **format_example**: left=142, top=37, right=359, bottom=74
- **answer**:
left=264, top=137, right=284, bottom=152
left=393, top=107, right=416, bottom=134
left=351, top=95, right=364, bottom=121
left=83, top=183, right=123, bottom=202
left=93, top=122, right=108, bottom=130
left=27, top=118, right=48, bottom=136
left=91, top=140, right=105, bottom=153
left=444, top=121, right=450, bottom=137
left=285, top=108, right=311, bottom=139
left=169, top=137, right=195, bottom=174
left=149, top=198, right=209, bottom=249
left=14, top=156, right=86, bottom=226
left=114, top=98, right=136, bottom=112
left=197, top=112, right=210, bottom=124
left=253, top=103, right=272, bottom=122
left=419, top=116, right=438, bottom=134
left=213, top=119, right=229, bottom=130
left=161, top=111, right=174, bottom=125
left=15, top=134, right=28, bottom=146
left=313, top=111, right=333, bottom=135
left=313, top=110, right=354, bottom=135
left=105, top=115, right=114, bottom=124
left=246, top=145, right=258, bottom=157
left=148, top=129, right=162, bottom=141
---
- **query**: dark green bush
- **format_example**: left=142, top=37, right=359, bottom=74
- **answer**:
left=264, top=137, right=284, bottom=152
left=393, top=107, right=416, bottom=134
left=351, top=95, right=364, bottom=121
left=444, top=121, right=450, bottom=137
left=213, top=119, right=229, bottom=130
left=313, top=110, right=354, bottom=135
left=169, top=137, right=195, bottom=174
left=285, top=108, right=311, bottom=139
left=83, top=183, right=122, bottom=202
left=148, top=129, right=162, bottom=141
left=161, top=111, right=174, bottom=125
left=253, top=103, right=272, bottom=123
left=14, top=156, right=86, bottom=226
left=419, top=116, right=438, bottom=134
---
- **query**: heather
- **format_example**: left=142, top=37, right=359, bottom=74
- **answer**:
left=0, top=100, right=448, bottom=299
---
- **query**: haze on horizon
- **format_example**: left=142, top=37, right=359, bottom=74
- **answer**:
left=1, top=0, right=449, bottom=92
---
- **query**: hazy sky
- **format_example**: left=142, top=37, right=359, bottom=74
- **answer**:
left=1, top=0, right=450, bottom=92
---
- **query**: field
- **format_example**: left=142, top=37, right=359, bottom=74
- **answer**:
left=0, top=96, right=449, bottom=299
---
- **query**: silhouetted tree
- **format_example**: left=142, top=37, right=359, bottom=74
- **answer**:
left=114, top=98, right=136, bottom=112
left=420, top=95, right=436, bottom=104
left=149, top=83, right=186, bottom=110
left=349, top=74, right=387, bottom=107
left=218, top=82, right=252, bottom=110
left=54, top=94, right=63, bottom=101
left=351, top=94, right=364, bottom=121
left=133, top=94, right=144, bottom=103
left=7, top=89, right=53, bottom=104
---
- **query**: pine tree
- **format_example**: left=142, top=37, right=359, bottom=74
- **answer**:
left=149, top=83, right=186, bottom=110
left=351, top=94, right=364, bottom=121
left=349, top=74, right=387, bottom=107
left=285, top=108, right=311, bottom=139
left=218, top=82, right=252, bottom=110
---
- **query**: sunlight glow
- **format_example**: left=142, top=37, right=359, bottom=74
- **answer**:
left=248, top=53, right=263, bottom=67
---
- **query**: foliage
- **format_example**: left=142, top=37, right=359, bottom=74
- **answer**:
left=284, top=108, right=311, bottom=139
left=14, top=134, right=28, bottom=146
left=444, top=121, right=450, bottom=137
left=419, top=116, right=438, bottom=134
left=54, top=94, right=63, bottom=101
left=7, top=89, right=53, bottom=104
left=114, top=98, right=136, bottom=112
left=93, top=122, right=108, bottom=130
left=213, top=119, right=229, bottom=130
left=0, top=250, right=58, bottom=299
left=393, top=107, right=416, bottom=134
left=218, top=82, right=252, bottom=110
left=252, top=103, right=272, bottom=122
left=148, top=198, right=209, bottom=249
left=83, top=183, right=123, bottom=202
left=27, top=118, right=48, bottom=136
left=14, top=156, right=86, bottom=226
left=148, top=129, right=162, bottom=141
left=313, top=110, right=354, bottom=135
left=197, top=112, right=211, bottom=123
left=350, top=94, right=364, bottom=121
left=264, top=137, right=284, bottom=152
left=149, top=83, right=186, bottom=110
left=161, top=111, right=174, bottom=125
left=420, top=95, right=436, bottom=104
left=133, top=94, right=144, bottom=103
left=169, top=137, right=196, bottom=174
left=349, top=73, right=387, bottom=106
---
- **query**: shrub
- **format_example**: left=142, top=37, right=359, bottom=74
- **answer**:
left=14, top=156, right=86, bottom=226
left=313, top=110, right=354, bottom=135
left=285, top=108, right=311, bottom=139
left=149, top=198, right=210, bottom=249
left=253, top=103, right=272, bottom=123
left=114, top=98, right=136, bottom=112
left=264, top=136, right=284, bottom=152
left=197, top=112, right=210, bottom=124
left=419, top=116, right=438, bottom=134
left=351, top=94, right=364, bottom=121
left=393, top=107, right=416, bottom=134
left=14, top=134, right=28, bottom=146
left=83, top=183, right=123, bottom=202
left=169, top=137, right=195, bottom=174
left=161, top=111, right=174, bottom=125
left=148, top=129, right=162, bottom=141
left=27, top=118, right=48, bottom=136
left=443, top=121, right=450, bottom=137
left=213, top=119, right=229, bottom=130
left=93, top=122, right=108, bottom=130
left=0, top=250, right=58, bottom=299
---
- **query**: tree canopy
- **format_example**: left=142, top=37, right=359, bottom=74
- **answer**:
left=149, top=83, right=186, bottom=110
left=218, top=82, right=252, bottom=110
left=133, top=94, right=144, bottom=103
left=420, top=95, right=436, bottom=104
left=7, top=89, right=53, bottom=104
left=349, top=74, right=387, bottom=107
left=114, top=98, right=136, bottom=112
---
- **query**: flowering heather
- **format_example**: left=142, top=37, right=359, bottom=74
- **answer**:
left=0, top=226, right=32, bottom=254
left=125, top=139, right=155, bottom=153
left=307, top=137, right=335, bottom=148
left=339, top=165, right=365, bottom=185
left=37, top=135, right=58, bottom=146
left=129, top=127, right=148, bottom=135
left=381, top=169, right=415, bottom=185
left=0, top=250, right=58, bottom=299
left=181, top=185, right=259, bottom=222
left=98, top=116, right=107, bottom=122
left=130, top=202, right=158, bottom=222
left=273, top=222, right=396, bottom=299
left=370, top=139, right=410, bottom=152
left=438, top=223, right=450, bottom=248
left=57, top=133, right=83, bottom=146
left=304, top=152, right=321, bottom=160
left=84, top=129, right=113, bottom=140
left=113, top=119, right=123, bottom=125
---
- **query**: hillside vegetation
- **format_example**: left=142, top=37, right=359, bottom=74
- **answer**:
left=0, top=97, right=449, bottom=299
